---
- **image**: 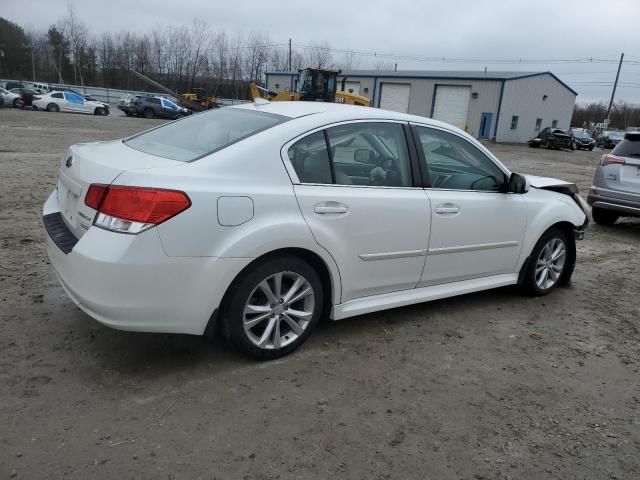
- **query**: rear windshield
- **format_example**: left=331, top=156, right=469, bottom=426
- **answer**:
left=124, top=108, right=287, bottom=162
left=612, top=136, right=640, bottom=157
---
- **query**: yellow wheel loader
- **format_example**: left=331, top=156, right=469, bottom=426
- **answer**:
left=250, top=68, right=370, bottom=106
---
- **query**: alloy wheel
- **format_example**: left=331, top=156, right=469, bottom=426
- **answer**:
left=535, top=237, right=566, bottom=290
left=243, top=271, right=315, bottom=350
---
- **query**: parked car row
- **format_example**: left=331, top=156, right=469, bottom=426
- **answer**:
left=528, top=126, right=626, bottom=152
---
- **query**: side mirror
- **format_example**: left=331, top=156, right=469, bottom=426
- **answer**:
left=508, top=173, right=529, bottom=194
left=354, top=149, right=374, bottom=163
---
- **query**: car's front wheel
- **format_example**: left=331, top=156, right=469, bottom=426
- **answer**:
left=221, top=256, right=324, bottom=360
left=520, top=228, right=571, bottom=296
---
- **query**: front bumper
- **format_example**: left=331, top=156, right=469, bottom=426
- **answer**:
left=43, top=190, right=252, bottom=335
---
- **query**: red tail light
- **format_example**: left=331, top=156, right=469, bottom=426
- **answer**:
left=601, top=154, right=625, bottom=166
left=85, top=184, right=191, bottom=234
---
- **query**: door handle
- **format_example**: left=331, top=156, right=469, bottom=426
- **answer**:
left=435, top=203, right=460, bottom=215
left=314, top=202, right=349, bottom=215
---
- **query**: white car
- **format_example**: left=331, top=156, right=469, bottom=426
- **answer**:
left=34, top=91, right=109, bottom=115
left=0, top=86, right=23, bottom=108
left=43, top=102, right=588, bottom=359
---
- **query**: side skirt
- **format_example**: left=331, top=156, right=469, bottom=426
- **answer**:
left=331, top=274, right=519, bottom=320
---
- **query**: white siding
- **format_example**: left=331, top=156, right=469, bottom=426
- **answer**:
left=496, top=74, right=576, bottom=143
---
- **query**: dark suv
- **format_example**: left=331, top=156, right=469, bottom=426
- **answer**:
left=131, top=96, right=188, bottom=119
left=595, top=131, right=624, bottom=149
left=529, top=127, right=572, bottom=150
left=588, top=132, right=640, bottom=224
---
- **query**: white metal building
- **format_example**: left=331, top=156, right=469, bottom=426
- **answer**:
left=264, top=70, right=577, bottom=143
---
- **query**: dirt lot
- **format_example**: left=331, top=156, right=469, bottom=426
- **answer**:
left=1, top=108, right=639, bottom=480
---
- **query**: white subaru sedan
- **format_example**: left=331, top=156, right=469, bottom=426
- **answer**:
left=34, top=91, right=109, bottom=115
left=43, top=102, right=588, bottom=359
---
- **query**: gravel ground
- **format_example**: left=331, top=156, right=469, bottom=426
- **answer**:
left=1, top=108, right=639, bottom=480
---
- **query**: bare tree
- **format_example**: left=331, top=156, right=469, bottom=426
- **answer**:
left=338, top=50, right=360, bottom=70
left=63, top=3, right=88, bottom=84
left=304, top=42, right=333, bottom=69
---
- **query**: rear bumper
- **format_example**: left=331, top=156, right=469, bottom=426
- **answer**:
left=43, top=190, right=252, bottom=335
left=587, top=192, right=640, bottom=216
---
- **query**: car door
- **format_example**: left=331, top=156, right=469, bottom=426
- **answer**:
left=412, top=124, right=526, bottom=286
left=49, top=92, right=67, bottom=111
left=287, top=121, right=431, bottom=302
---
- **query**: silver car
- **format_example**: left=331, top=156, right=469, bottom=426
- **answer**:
left=588, top=132, right=640, bottom=224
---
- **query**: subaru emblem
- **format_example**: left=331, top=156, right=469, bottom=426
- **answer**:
left=65, top=156, right=73, bottom=168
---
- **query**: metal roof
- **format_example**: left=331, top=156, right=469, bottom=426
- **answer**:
left=265, top=70, right=578, bottom=96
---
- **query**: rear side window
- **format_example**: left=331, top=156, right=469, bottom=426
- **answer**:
left=288, top=132, right=333, bottom=184
left=125, top=108, right=287, bottom=162
left=51, top=92, right=63, bottom=99
left=612, top=135, right=640, bottom=157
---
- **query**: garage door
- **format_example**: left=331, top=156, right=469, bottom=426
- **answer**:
left=379, top=83, right=410, bottom=113
left=432, top=85, right=471, bottom=129
left=342, top=81, right=360, bottom=95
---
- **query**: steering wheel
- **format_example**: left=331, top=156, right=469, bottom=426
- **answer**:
left=470, top=175, right=500, bottom=191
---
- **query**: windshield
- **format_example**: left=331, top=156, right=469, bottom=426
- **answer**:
left=124, top=108, right=287, bottom=162
left=574, top=132, right=590, bottom=139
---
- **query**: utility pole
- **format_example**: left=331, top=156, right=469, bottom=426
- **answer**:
left=288, top=38, right=292, bottom=71
left=606, top=52, right=624, bottom=121
left=31, top=46, right=36, bottom=80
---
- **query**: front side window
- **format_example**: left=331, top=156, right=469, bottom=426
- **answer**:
left=415, top=126, right=506, bottom=191
left=125, top=108, right=287, bottom=162
left=511, top=116, right=519, bottom=130
left=64, top=92, right=85, bottom=104
left=327, top=122, right=412, bottom=187
left=162, top=99, right=178, bottom=109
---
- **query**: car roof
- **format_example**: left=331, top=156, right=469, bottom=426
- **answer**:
left=231, top=100, right=457, bottom=129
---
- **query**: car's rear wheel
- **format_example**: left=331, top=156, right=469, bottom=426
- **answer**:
left=520, top=228, right=571, bottom=296
left=220, top=256, right=324, bottom=360
left=143, top=108, right=154, bottom=118
left=46, top=103, right=59, bottom=112
left=592, top=207, right=619, bottom=225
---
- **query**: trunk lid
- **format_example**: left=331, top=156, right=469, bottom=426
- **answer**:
left=57, top=140, right=181, bottom=239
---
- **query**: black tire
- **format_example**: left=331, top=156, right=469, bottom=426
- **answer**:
left=13, top=98, right=24, bottom=108
left=220, top=255, right=324, bottom=360
left=592, top=207, right=619, bottom=225
left=46, top=103, right=59, bottom=112
left=546, top=140, right=553, bottom=150
left=143, top=108, right=154, bottom=119
left=94, top=107, right=104, bottom=116
left=0, top=95, right=4, bottom=107
left=589, top=147, right=594, bottom=151
left=519, top=227, right=572, bottom=296
left=125, top=111, right=132, bottom=117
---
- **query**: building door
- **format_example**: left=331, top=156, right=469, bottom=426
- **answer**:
left=479, top=112, right=493, bottom=139
left=379, top=83, right=411, bottom=113
left=432, top=85, right=471, bottom=130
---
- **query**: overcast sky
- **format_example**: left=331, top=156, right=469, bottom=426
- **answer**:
left=4, top=0, right=640, bottom=102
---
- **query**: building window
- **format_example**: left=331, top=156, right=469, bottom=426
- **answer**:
left=535, top=118, right=542, bottom=131
left=551, top=119, right=558, bottom=128
left=510, top=116, right=519, bottom=130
